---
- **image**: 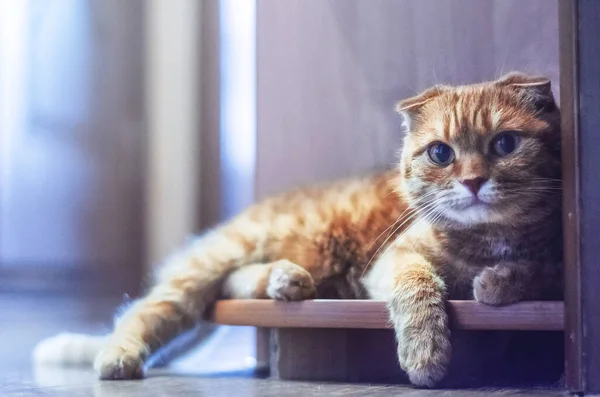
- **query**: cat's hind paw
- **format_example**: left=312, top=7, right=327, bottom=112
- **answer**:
left=94, top=346, right=146, bottom=380
left=266, top=260, right=316, bottom=301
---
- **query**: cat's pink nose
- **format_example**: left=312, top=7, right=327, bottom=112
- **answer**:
left=461, top=177, right=487, bottom=195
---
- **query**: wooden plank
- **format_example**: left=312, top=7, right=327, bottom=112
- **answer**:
left=211, top=300, right=564, bottom=331
left=447, top=301, right=564, bottom=331
left=212, top=300, right=388, bottom=329
left=559, top=0, right=600, bottom=393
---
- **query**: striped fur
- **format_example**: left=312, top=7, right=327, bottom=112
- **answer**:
left=33, top=72, right=562, bottom=388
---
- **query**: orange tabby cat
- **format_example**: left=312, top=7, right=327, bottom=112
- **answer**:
left=34, top=72, right=563, bottom=387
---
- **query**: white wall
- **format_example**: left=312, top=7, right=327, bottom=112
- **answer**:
left=0, top=0, right=145, bottom=272
left=145, top=0, right=202, bottom=267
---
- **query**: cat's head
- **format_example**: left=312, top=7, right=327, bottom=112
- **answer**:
left=396, top=72, right=561, bottom=227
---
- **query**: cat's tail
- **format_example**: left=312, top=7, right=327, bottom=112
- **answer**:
left=33, top=333, right=107, bottom=367
left=32, top=204, right=274, bottom=371
left=32, top=322, right=217, bottom=367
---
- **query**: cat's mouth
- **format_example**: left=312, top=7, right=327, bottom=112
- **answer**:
left=454, top=196, right=493, bottom=210
left=441, top=197, right=499, bottom=225
left=467, top=200, right=488, bottom=208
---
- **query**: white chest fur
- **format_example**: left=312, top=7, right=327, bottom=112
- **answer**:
left=491, top=241, right=512, bottom=258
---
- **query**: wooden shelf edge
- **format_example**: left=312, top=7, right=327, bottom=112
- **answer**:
left=211, top=300, right=564, bottom=331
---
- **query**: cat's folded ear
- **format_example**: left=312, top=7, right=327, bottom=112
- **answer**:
left=495, top=72, right=556, bottom=112
left=395, top=85, right=448, bottom=132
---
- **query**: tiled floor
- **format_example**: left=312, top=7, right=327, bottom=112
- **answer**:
left=0, top=292, right=567, bottom=396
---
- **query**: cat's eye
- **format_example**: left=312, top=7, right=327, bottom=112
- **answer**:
left=427, top=142, right=455, bottom=166
left=492, top=132, right=520, bottom=156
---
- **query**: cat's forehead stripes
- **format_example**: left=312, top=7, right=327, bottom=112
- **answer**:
left=416, top=85, right=549, bottom=146
left=438, top=90, right=497, bottom=141
left=443, top=88, right=507, bottom=137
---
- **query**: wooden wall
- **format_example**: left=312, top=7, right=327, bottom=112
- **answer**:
left=256, top=0, right=559, bottom=198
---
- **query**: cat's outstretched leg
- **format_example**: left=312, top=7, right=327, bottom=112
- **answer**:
left=366, top=248, right=451, bottom=388
left=33, top=260, right=314, bottom=372
left=389, top=252, right=450, bottom=387
left=94, top=227, right=266, bottom=380
left=222, top=259, right=316, bottom=300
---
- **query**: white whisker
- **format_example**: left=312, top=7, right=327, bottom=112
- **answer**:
left=363, top=199, right=438, bottom=272
left=366, top=191, right=439, bottom=252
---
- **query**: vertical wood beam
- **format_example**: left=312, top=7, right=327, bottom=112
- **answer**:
left=559, top=0, right=600, bottom=393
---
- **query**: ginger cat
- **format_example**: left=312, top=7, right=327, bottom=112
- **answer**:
left=34, top=72, right=563, bottom=388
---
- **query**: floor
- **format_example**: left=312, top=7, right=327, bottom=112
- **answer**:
left=0, top=292, right=568, bottom=396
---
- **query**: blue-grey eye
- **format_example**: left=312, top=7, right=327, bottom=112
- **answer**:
left=427, top=142, right=455, bottom=166
left=492, top=132, right=520, bottom=156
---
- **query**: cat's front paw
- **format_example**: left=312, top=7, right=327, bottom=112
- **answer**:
left=473, top=266, right=520, bottom=306
left=397, top=322, right=451, bottom=388
left=94, top=346, right=145, bottom=380
left=266, top=260, right=316, bottom=301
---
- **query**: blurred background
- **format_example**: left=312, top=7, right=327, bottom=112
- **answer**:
left=0, top=0, right=558, bottom=378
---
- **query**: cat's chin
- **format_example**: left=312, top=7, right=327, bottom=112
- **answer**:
left=442, top=203, right=499, bottom=226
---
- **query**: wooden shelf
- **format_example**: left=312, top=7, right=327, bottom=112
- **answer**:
left=211, top=300, right=564, bottom=331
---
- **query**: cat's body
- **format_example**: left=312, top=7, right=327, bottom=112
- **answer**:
left=221, top=171, right=405, bottom=301
left=34, top=73, right=563, bottom=388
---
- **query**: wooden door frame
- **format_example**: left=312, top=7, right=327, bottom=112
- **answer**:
left=559, top=0, right=600, bottom=393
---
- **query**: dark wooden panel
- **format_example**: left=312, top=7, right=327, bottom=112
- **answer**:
left=255, top=327, right=271, bottom=371
left=270, top=327, right=563, bottom=387
left=558, top=0, right=581, bottom=391
left=271, top=328, right=349, bottom=381
left=560, top=0, right=600, bottom=393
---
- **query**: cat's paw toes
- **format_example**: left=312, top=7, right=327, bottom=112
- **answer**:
left=267, top=260, right=316, bottom=301
left=398, top=331, right=451, bottom=388
left=94, top=346, right=145, bottom=380
left=405, top=365, right=448, bottom=388
left=473, top=266, right=518, bottom=306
